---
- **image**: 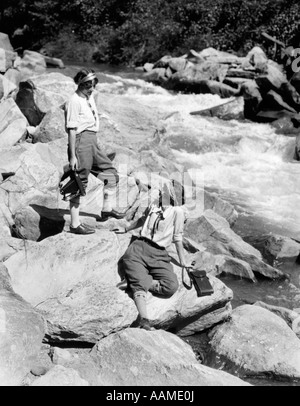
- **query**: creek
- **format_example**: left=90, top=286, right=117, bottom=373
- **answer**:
left=55, top=61, right=300, bottom=385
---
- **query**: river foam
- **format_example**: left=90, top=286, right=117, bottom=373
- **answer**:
left=102, top=73, right=300, bottom=239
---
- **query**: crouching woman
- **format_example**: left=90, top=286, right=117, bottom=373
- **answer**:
left=114, top=184, right=189, bottom=330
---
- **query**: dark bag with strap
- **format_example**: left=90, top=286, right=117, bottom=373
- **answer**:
left=182, top=266, right=214, bottom=297
left=59, top=167, right=86, bottom=201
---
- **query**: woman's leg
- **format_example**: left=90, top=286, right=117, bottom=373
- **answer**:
left=148, top=252, right=179, bottom=298
left=70, top=196, right=80, bottom=228
left=122, top=240, right=156, bottom=329
left=69, top=132, right=93, bottom=232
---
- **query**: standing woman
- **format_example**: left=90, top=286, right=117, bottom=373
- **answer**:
left=65, top=68, right=125, bottom=235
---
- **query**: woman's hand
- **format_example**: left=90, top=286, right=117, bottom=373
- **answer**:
left=69, top=156, right=78, bottom=171
left=111, top=227, right=127, bottom=234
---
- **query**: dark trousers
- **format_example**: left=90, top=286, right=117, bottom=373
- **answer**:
left=68, top=130, right=118, bottom=191
left=122, top=239, right=179, bottom=297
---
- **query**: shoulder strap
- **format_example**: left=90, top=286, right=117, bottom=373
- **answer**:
left=182, top=266, right=193, bottom=290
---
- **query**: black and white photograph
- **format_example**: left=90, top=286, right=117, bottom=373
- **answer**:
left=1, top=0, right=300, bottom=390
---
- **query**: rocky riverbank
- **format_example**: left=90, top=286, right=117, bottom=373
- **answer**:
left=140, top=45, right=300, bottom=126
left=1, top=32, right=300, bottom=386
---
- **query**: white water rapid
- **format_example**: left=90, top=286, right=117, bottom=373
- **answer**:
left=97, top=70, right=300, bottom=241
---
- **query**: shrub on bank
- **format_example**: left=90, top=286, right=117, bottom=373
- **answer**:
left=2, top=0, right=300, bottom=66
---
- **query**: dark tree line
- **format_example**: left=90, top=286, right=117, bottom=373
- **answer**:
left=1, top=0, right=300, bottom=65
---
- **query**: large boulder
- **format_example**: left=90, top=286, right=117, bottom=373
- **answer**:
left=14, top=50, right=47, bottom=80
left=32, top=106, right=66, bottom=143
left=4, top=230, right=233, bottom=343
left=88, top=329, right=250, bottom=386
left=209, top=304, right=300, bottom=380
left=28, top=72, right=76, bottom=112
left=254, top=301, right=300, bottom=338
left=0, top=97, right=28, bottom=149
left=0, top=263, right=45, bottom=386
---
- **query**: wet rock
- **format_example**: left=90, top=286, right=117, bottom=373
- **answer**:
left=209, top=304, right=300, bottom=380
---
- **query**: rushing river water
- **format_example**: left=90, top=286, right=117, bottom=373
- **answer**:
left=57, top=61, right=300, bottom=385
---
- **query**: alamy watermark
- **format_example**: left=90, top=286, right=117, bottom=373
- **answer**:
left=286, top=47, right=300, bottom=73
left=101, top=166, right=205, bottom=218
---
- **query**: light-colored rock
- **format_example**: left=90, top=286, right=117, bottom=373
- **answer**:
left=4, top=68, right=22, bottom=88
left=246, top=46, right=268, bottom=72
left=0, top=48, right=17, bottom=73
left=31, top=365, right=89, bottom=386
left=185, top=209, right=284, bottom=279
left=198, top=47, right=242, bottom=65
left=0, top=237, right=36, bottom=261
left=90, top=329, right=250, bottom=386
left=191, top=96, right=244, bottom=121
left=256, top=60, right=288, bottom=92
left=0, top=189, right=14, bottom=238
left=0, top=74, right=17, bottom=100
left=29, top=72, right=76, bottom=112
left=0, top=98, right=28, bottom=148
left=32, top=106, right=66, bottom=143
left=254, top=301, right=300, bottom=338
left=172, top=62, right=229, bottom=84
left=0, top=264, right=45, bottom=386
left=264, top=234, right=300, bottom=259
left=184, top=187, right=238, bottom=226
left=168, top=57, right=189, bottom=72
left=143, top=62, right=154, bottom=72
left=191, top=250, right=256, bottom=282
left=0, top=33, right=14, bottom=52
left=43, top=55, right=65, bottom=69
left=15, top=50, right=47, bottom=80
left=209, top=304, right=300, bottom=380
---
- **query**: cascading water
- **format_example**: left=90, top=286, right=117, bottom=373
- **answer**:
left=97, top=69, right=300, bottom=240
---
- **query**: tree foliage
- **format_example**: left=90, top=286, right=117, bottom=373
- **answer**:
left=2, top=0, right=300, bottom=65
